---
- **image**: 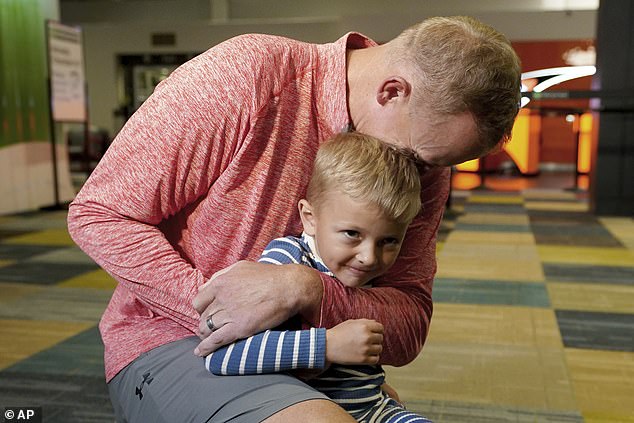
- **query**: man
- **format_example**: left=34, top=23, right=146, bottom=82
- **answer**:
left=68, top=15, right=520, bottom=422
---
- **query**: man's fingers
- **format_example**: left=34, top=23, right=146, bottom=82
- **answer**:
left=194, top=262, right=244, bottom=312
left=197, top=309, right=227, bottom=338
left=198, top=262, right=239, bottom=291
left=194, top=324, right=235, bottom=357
left=193, top=286, right=214, bottom=314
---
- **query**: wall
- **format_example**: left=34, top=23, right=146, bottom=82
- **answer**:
left=59, top=0, right=598, bottom=135
left=515, top=39, right=594, bottom=167
left=80, top=19, right=343, bottom=135
left=0, top=0, right=76, bottom=214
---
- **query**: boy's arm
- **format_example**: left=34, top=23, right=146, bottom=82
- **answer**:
left=196, top=171, right=447, bottom=366
left=205, top=237, right=325, bottom=376
left=205, top=318, right=384, bottom=375
left=205, top=328, right=326, bottom=375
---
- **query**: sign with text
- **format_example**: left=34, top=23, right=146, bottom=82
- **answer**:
left=46, top=21, right=86, bottom=122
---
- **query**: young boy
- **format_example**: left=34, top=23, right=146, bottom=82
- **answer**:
left=204, top=132, right=430, bottom=423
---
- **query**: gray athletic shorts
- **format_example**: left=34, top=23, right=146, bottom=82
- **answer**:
left=108, top=336, right=329, bottom=423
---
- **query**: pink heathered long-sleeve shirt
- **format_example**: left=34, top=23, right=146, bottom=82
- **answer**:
left=67, top=32, right=449, bottom=382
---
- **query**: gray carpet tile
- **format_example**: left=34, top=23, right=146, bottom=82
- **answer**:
left=555, top=310, right=634, bottom=352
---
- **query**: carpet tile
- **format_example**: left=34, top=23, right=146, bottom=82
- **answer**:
left=433, top=278, right=550, bottom=307
left=548, top=282, right=634, bottom=314
left=1, top=186, right=633, bottom=422
left=406, top=400, right=583, bottom=423
left=27, top=246, right=99, bottom=265
left=455, top=222, right=532, bottom=233
left=543, top=263, right=634, bottom=285
left=525, top=201, right=589, bottom=212
left=386, top=343, right=575, bottom=410
left=537, top=245, right=634, bottom=267
left=58, top=269, right=118, bottom=289
left=6, top=326, right=106, bottom=377
left=2, top=228, right=75, bottom=246
left=0, top=286, right=112, bottom=322
left=531, top=224, right=623, bottom=247
left=0, top=244, right=63, bottom=261
left=0, top=319, right=94, bottom=370
left=463, top=203, right=528, bottom=214
left=555, top=310, right=634, bottom=352
left=0, top=230, right=33, bottom=239
left=0, top=261, right=100, bottom=285
left=600, top=217, right=634, bottom=250
left=0, top=371, right=113, bottom=423
left=565, top=349, right=634, bottom=421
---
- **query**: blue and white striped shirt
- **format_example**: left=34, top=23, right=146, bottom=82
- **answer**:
left=204, top=234, right=429, bottom=423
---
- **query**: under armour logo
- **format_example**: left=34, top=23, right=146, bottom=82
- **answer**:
left=135, top=372, right=153, bottom=400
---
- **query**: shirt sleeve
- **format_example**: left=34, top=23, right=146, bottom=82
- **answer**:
left=257, top=237, right=306, bottom=265
left=201, top=237, right=327, bottom=376
left=204, top=327, right=327, bottom=375
left=306, top=167, right=450, bottom=367
left=66, top=39, right=258, bottom=330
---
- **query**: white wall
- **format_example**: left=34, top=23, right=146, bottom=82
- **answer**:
left=61, top=0, right=598, bottom=135
left=81, top=19, right=343, bottom=134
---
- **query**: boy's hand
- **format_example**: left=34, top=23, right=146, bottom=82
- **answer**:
left=326, top=319, right=384, bottom=365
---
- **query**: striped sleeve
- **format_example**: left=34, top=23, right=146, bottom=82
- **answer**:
left=257, top=237, right=305, bottom=265
left=204, top=327, right=326, bottom=375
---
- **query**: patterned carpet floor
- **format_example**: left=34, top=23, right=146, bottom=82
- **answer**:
left=1, top=186, right=632, bottom=422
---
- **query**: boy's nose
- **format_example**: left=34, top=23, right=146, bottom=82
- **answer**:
left=357, top=245, right=378, bottom=265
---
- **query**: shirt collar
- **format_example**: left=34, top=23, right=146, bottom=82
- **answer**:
left=300, top=232, right=326, bottom=264
left=314, top=32, right=377, bottom=138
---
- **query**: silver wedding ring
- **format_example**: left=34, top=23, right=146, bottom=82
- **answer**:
left=205, top=315, right=216, bottom=332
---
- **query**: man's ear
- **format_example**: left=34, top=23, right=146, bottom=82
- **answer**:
left=298, top=199, right=317, bottom=236
left=376, top=76, right=411, bottom=106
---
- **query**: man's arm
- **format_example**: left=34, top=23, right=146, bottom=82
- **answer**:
left=194, top=168, right=449, bottom=365
left=315, top=168, right=449, bottom=366
left=203, top=238, right=324, bottom=375
left=201, top=237, right=322, bottom=370
left=203, top=237, right=380, bottom=373
left=67, top=40, right=257, bottom=330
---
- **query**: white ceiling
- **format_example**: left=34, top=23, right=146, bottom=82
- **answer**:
left=60, top=0, right=600, bottom=24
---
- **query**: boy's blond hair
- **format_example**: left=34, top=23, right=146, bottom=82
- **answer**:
left=306, top=132, right=421, bottom=224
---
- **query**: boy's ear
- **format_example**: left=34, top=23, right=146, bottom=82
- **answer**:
left=298, top=199, right=317, bottom=236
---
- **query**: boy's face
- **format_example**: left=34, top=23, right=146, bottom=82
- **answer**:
left=299, top=191, right=409, bottom=288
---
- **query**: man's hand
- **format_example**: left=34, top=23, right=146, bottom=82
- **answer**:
left=325, top=319, right=384, bottom=365
left=192, top=261, right=322, bottom=356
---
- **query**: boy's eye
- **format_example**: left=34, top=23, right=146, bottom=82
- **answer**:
left=381, top=238, right=400, bottom=246
left=342, top=230, right=360, bottom=239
